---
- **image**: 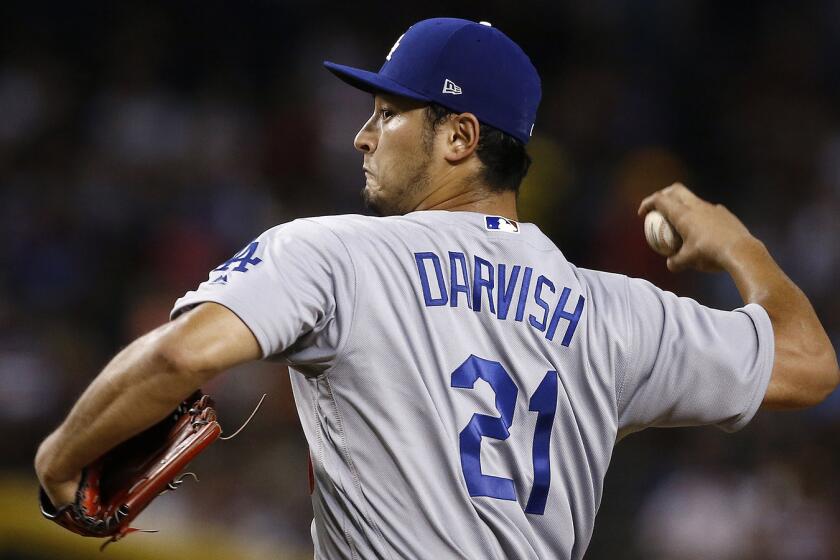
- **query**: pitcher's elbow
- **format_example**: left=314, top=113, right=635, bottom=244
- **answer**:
left=768, top=349, right=839, bottom=409
left=821, top=350, right=839, bottom=399
left=809, top=347, right=839, bottom=406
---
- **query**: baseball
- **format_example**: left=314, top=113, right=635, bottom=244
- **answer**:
left=644, top=210, right=682, bottom=257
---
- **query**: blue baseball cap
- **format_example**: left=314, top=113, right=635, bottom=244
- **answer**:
left=324, top=18, right=541, bottom=145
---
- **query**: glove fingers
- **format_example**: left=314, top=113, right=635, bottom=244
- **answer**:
left=40, top=391, right=220, bottom=542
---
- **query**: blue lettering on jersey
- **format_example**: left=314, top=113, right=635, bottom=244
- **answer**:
left=546, top=287, right=586, bottom=347
left=515, top=267, right=533, bottom=322
left=413, top=251, right=586, bottom=347
left=448, top=251, right=472, bottom=309
left=472, top=256, right=495, bottom=314
left=450, top=355, right=558, bottom=514
left=496, top=264, right=520, bottom=320
left=415, top=252, right=448, bottom=306
left=214, top=241, right=263, bottom=273
left=451, top=355, right=518, bottom=501
left=528, top=275, right=555, bottom=332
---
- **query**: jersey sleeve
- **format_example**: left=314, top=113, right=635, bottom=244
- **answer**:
left=170, top=218, right=356, bottom=370
left=602, top=275, right=775, bottom=436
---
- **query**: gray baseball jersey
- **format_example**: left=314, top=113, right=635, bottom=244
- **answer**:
left=172, top=211, right=774, bottom=560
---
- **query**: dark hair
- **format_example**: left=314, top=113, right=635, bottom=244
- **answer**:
left=425, top=104, right=532, bottom=193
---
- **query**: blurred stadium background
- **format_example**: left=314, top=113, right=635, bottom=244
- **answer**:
left=2, top=1, right=839, bottom=558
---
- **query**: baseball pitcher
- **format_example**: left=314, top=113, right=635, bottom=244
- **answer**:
left=36, top=18, right=838, bottom=559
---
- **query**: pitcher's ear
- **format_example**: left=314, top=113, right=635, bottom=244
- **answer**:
left=443, top=113, right=480, bottom=163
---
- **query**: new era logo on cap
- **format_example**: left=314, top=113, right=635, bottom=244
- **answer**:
left=442, top=79, right=462, bottom=95
left=485, top=216, right=520, bottom=233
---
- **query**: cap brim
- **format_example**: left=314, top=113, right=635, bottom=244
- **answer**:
left=323, top=61, right=431, bottom=102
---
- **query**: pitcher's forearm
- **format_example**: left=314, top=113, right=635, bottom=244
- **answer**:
left=35, top=303, right=261, bottom=508
left=721, top=237, right=792, bottom=310
left=36, top=303, right=261, bottom=485
left=722, top=237, right=839, bottom=407
left=35, top=328, right=204, bottom=483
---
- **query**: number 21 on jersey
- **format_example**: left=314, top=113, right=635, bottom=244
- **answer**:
left=451, top=355, right=558, bottom=515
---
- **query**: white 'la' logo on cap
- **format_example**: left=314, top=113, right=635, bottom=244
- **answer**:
left=442, top=79, right=462, bottom=95
left=386, top=33, right=405, bottom=61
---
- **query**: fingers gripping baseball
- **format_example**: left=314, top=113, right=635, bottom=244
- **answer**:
left=638, top=183, right=754, bottom=273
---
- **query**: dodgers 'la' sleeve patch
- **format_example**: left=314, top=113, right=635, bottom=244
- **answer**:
left=170, top=218, right=355, bottom=368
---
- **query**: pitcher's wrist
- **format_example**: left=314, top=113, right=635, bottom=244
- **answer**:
left=720, top=235, right=768, bottom=275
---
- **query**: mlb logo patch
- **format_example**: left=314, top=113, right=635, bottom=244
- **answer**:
left=485, top=216, right=520, bottom=233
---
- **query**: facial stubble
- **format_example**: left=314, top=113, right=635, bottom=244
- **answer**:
left=361, top=122, right=435, bottom=217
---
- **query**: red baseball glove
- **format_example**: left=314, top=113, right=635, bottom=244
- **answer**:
left=39, top=391, right=222, bottom=548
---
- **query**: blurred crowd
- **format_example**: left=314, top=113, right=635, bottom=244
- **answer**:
left=2, top=1, right=838, bottom=558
